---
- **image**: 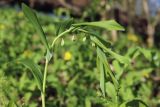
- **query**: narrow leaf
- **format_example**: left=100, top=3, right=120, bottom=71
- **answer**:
left=22, top=3, right=50, bottom=52
left=97, top=56, right=105, bottom=97
left=18, top=59, right=43, bottom=91
left=97, top=47, right=119, bottom=89
left=92, top=36, right=130, bottom=65
left=73, top=20, right=125, bottom=31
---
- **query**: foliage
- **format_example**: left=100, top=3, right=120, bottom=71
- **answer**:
left=0, top=4, right=160, bottom=107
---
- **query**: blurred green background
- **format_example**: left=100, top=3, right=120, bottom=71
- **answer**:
left=0, top=0, right=160, bottom=107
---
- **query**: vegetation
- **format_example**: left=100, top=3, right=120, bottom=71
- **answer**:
left=0, top=2, right=160, bottom=107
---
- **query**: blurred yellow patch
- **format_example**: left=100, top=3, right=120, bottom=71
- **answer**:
left=127, top=33, right=139, bottom=42
left=23, top=50, right=32, bottom=58
left=64, top=51, right=72, bottom=61
left=18, top=11, right=24, bottom=17
left=142, top=72, right=149, bottom=78
left=0, top=24, right=5, bottom=30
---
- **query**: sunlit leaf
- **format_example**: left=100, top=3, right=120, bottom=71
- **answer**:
left=73, top=20, right=125, bottom=31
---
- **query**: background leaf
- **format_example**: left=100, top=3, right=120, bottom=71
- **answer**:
left=120, top=99, right=149, bottom=107
left=139, top=48, right=152, bottom=61
left=7, top=101, right=17, bottom=107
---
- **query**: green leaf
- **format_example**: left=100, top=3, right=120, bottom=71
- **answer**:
left=91, top=36, right=130, bottom=65
left=7, top=101, right=17, bottom=107
left=120, top=99, right=149, bottom=107
left=56, top=18, right=74, bottom=36
left=112, top=60, right=123, bottom=79
left=139, top=48, right=152, bottom=61
left=22, top=3, right=50, bottom=52
left=97, top=47, right=119, bottom=90
left=73, top=20, right=125, bottom=31
left=126, top=47, right=152, bottom=61
left=17, top=59, right=43, bottom=91
left=95, top=35, right=112, bottom=48
left=125, top=47, right=138, bottom=57
left=97, top=56, right=106, bottom=97
left=85, top=97, right=91, bottom=107
left=105, top=82, right=117, bottom=102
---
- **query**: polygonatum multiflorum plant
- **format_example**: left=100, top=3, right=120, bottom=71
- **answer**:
left=16, top=3, right=149, bottom=107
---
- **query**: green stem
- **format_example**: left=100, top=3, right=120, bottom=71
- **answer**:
left=51, top=27, right=75, bottom=48
left=116, top=89, right=119, bottom=107
left=41, top=59, right=49, bottom=107
left=41, top=92, right=45, bottom=107
left=42, top=26, right=75, bottom=106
